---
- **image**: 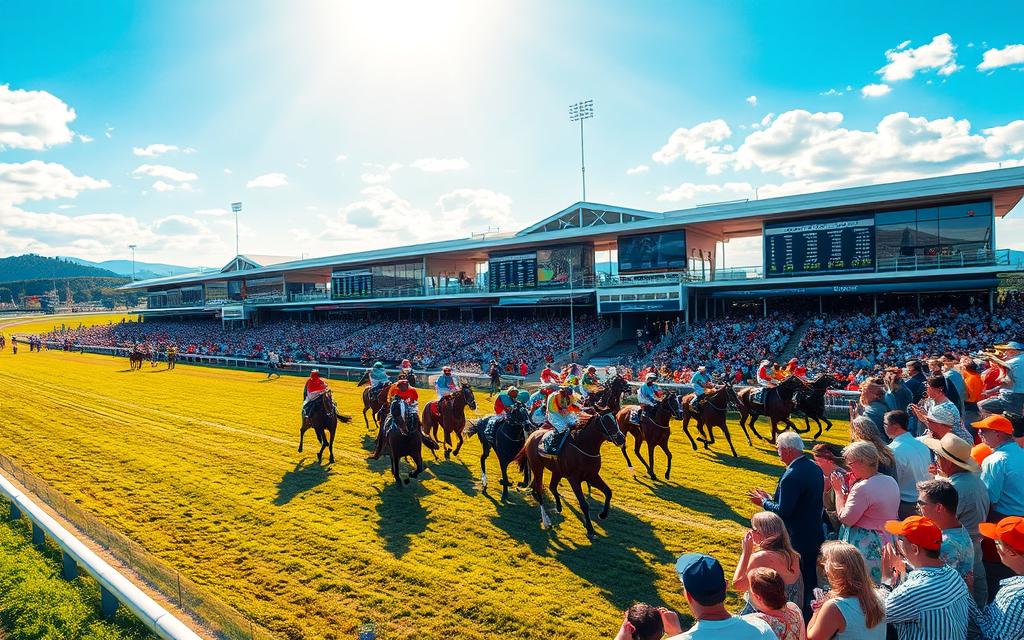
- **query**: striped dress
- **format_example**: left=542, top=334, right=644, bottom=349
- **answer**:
left=883, top=564, right=971, bottom=640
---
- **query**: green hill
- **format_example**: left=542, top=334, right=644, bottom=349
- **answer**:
left=0, top=254, right=120, bottom=283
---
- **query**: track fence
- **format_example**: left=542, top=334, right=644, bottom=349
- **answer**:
left=0, top=452, right=273, bottom=640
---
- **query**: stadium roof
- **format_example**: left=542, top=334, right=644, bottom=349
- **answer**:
left=122, top=165, right=1024, bottom=291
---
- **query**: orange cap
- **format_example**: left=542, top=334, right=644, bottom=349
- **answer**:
left=971, top=443, right=994, bottom=466
left=979, top=516, right=1024, bottom=554
left=884, top=515, right=942, bottom=551
left=972, top=415, right=1014, bottom=435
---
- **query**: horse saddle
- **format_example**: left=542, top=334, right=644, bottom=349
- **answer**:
left=753, top=387, right=771, bottom=407
left=480, top=416, right=499, bottom=446
left=538, top=429, right=560, bottom=458
left=628, top=407, right=642, bottom=425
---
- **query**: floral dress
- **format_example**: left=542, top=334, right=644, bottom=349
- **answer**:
left=744, top=602, right=806, bottom=640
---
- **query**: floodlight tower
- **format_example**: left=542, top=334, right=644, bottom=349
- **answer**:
left=231, top=202, right=242, bottom=256
left=568, top=99, right=594, bottom=201
left=128, top=244, right=137, bottom=281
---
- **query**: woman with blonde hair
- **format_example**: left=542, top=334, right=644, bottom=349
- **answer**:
left=807, top=541, right=885, bottom=640
left=733, top=511, right=803, bottom=614
left=849, top=417, right=896, bottom=478
left=831, top=441, right=899, bottom=584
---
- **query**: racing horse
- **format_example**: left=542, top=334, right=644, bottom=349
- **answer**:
left=297, top=390, right=350, bottom=464
left=681, top=384, right=748, bottom=457
left=466, top=401, right=535, bottom=501
left=128, top=347, right=146, bottom=371
left=356, top=371, right=391, bottom=431
left=617, top=392, right=685, bottom=480
left=420, top=383, right=477, bottom=459
left=514, top=413, right=626, bottom=540
left=381, top=398, right=438, bottom=487
left=793, top=374, right=840, bottom=439
left=735, top=375, right=807, bottom=444
left=582, top=374, right=630, bottom=415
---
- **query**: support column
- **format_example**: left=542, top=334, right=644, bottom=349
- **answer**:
left=873, top=294, right=878, bottom=317
left=819, top=296, right=823, bottom=314
left=32, top=522, right=44, bottom=547
left=61, top=552, right=78, bottom=580
left=100, top=587, right=119, bottom=619
left=763, top=297, right=767, bottom=318
left=989, top=289, right=995, bottom=312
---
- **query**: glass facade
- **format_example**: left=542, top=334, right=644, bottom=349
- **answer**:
left=370, top=261, right=424, bottom=295
left=875, top=200, right=992, bottom=263
left=204, top=281, right=229, bottom=303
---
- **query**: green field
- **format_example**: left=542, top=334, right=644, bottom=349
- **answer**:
left=0, top=335, right=849, bottom=639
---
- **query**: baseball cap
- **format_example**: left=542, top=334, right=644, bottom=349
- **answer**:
left=971, top=443, right=994, bottom=466
left=995, top=341, right=1024, bottom=351
left=922, top=433, right=980, bottom=472
left=926, top=405, right=959, bottom=426
left=884, top=515, right=942, bottom=551
left=972, top=415, right=1014, bottom=435
left=674, top=553, right=727, bottom=606
left=980, top=516, right=1024, bottom=554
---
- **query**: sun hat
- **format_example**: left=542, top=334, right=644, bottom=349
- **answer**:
left=980, top=516, right=1024, bottom=554
left=674, top=553, right=727, bottom=606
left=926, top=404, right=959, bottom=426
left=884, top=515, right=942, bottom=551
left=922, top=433, right=980, bottom=472
left=972, top=414, right=1014, bottom=435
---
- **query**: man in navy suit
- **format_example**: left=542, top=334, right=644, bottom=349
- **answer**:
left=748, top=430, right=824, bottom=616
left=904, top=360, right=928, bottom=435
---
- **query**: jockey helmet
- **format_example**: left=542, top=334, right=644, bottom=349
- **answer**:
left=697, top=366, right=706, bottom=372
left=442, top=365, right=452, bottom=372
left=507, top=386, right=519, bottom=396
left=788, top=357, right=798, bottom=365
left=374, top=361, right=383, bottom=368
left=587, top=365, right=596, bottom=372
left=760, top=359, right=770, bottom=366
left=397, top=377, right=409, bottom=388
left=310, top=370, right=320, bottom=379
left=645, top=372, right=658, bottom=382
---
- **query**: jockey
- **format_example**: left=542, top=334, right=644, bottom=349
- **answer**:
left=387, top=376, right=419, bottom=407
left=540, top=364, right=559, bottom=384
left=529, top=384, right=557, bottom=426
left=638, top=372, right=663, bottom=421
left=369, top=361, right=390, bottom=391
left=302, top=370, right=329, bottom=418
left=689, top=365, right=712, bottom=410
left=546, top=385, right=581, bottom=454
left=400, top=358, right=412, bottom=375
left=494, top=385, right=521, bottom=420
left=434, top=365, right=457, bottom=398
left=756, top=359, right=775, bottom=387
left=580, top=365, right=600, bottom=399
left=786, top=357, right=808, bottom=379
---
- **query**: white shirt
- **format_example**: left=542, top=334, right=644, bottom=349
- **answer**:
left=669, top=615, right=776, bottom=640
left=890, top=432, right=933, bottom=503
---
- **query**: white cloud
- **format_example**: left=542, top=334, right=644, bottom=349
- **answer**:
left=746, top=95, right=758, bottom=106
left=132, top=164, right=198, bottom=183
left=360, top=172, right=392, bottom=184
left=625, top=164, right=649, bottom=175
left=223, top=168, right=232, bottom=175
left=335, top=154, right=348, bottom=162
left=0, top=84, right=77, bottom=151
left=246, top=172, right=288, bottom=188
left=982, top=121, right=1024, bottom=157
left=151, top=180, right=193, bottom=192
left=436, top=188, right=514, bottom=230
left=296, top=159, right=308, bottom=169
left=132, top=143, right=194, bottom=157
left=861, top=83, right=892, bottom=97
left=0, top=161, right=110, bottom=206
left=877, top=33, right=959, bottom=81
left=194, top=208, right=229, bottom=217
left=77, top=134, right=94, bottom=143
left=104, top=126, right=114, bottom=139
left=657, top=181, right=753, bottom=203
left=978, top=44, right=1024, bottom=71
left=411, top=157, right=470, bottom=172
left=652, top=119, right=734, bottom=174
left=821, top=88, right=844, bottom=97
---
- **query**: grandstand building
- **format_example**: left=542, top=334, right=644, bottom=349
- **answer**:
left=124, top=167, right=1024, bottom=334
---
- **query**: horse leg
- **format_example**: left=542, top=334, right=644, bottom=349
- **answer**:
left=792, top=414, right=810, bottom=434
left=519, top=456, right=531, bottom=488
left=768, top=419, right=780, bottom=445
left=590, top=475, right=613, bottom=521
left=812, top=416, right=823, bottom=440
left=619, top=444, right=634, bottom=475
left=645, top=441, right=657, bottom=481
left=633, top=432, right=652, bottom=476
left=747, top=413, right=768, bottom=442
left=660, top=440, right=673, bottom=480
left=719, top=422, right=739, bottom=457
left=823, top=416, right=833, bottom=432
left=298, top=419, right=308, bottom=453
left=453, top=429, right=464, bottom=457
left=499, top=459, right=511, bottom=503
left=327, top=426, right=336, bottom=464
left=362, top=405, right=370, bottom=430
left=681, top=415, right=698, bottom=451
left=409, top=447, right=424, bottom=479
left=316, top=428, right=328, bottom=463
left=391, top=445, right=406, bottom=487
left=443, top=427, right=453, bottom=460
left=479, top=443, right=490, bottom=492
left=568, top=479, right=595, bottom=540
left=548, top=473, right=563, bottom=514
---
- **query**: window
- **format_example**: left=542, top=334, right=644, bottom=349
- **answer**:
left=874, top=200, right=992, bottom=266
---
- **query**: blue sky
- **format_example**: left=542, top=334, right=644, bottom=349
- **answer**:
left=1, top=0, right=1023, bottom=267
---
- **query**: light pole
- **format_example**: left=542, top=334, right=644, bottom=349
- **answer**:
left=569, top=256, right=575, bottom=360
left=568, top=99, right=594, bottom=201
left=231, top=202, right=242, bottom=256
left=128, top=244, right=137, bottom=281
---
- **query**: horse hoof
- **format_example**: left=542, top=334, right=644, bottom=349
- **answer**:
left=664, top=473, right=670, bottom=480
left=518, top=482, right=529, bottom=488
left=648, top=473, right=657, bottom=481
left=403, top=478, right=410, bottom=485
left=329, top=457, right=335, bottom=464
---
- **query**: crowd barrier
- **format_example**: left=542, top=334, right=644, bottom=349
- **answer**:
left=0, top=452, right=268, bottom=639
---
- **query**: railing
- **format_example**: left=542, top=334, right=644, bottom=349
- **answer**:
left=595, top=272, right=684, bottom=288
left=288, top=291, right=331, bottom=303
left=876, top=248, right=1019, bottom=272
left=0, top=454, right=262, bottom=639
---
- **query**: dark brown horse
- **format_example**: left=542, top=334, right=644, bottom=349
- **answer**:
left=381, top=398, right=439, bottom=487
left=735, top=375, right=807, bottom=444
left=680, top=384, right=748, bottom=457
left=617, top=392, right=685, bottom=480
left=128, top=348, right=145, bottom=370
left=356, top=371, right=391, bottom=430
left=794, top=374, right=840, bottom=439
left=297, top=390, right=350, bottom=464
left=420, top=383, right=477, bottom=459
left=466, top=401, right=535, bottom=501
left=514, top=413, right=626, bottom=540
left=583, top=374, right=630, bottom=415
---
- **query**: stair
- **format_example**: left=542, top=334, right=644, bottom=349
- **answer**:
left=777, top=317, right=814, bottom=362
left=588, top=339, right=639, bottom=367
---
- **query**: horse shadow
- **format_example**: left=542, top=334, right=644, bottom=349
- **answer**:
left=637, top=476, right=749, bottom=527
left=706, top=450, right=782, bottom=479
left=274, top=460, right=332, bottom=506
left=428, top=459, right=476, bottom=496
left=375, top=484, right=430, bottom=558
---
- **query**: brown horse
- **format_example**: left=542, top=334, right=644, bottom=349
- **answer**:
left=735, top=375, right=807, bottom=444
left=617, top=392, right=685, bottom=480
left=794, top=374, right=840, bottom=439
left=381, top=398, right=438, bottom=487
left=680, top=384, right=748, bottom=457
left=129, top=349, right=145, bottom=370
left=297, top=390, right=349, bottom=464
left=583, top=375, right=630, bottom=415
left=420, top=383, right=477, bottom=459
left=356, top=371, right=391, bottom=430
left=514, top=413, right=626, bottom=540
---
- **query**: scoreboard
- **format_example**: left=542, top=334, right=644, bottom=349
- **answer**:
left=489, top=252, right=537, bottom=291
left=764, top=214, right=875, bottom=278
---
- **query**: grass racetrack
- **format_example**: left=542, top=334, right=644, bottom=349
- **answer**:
left=0, top=341, right=849, bottom=639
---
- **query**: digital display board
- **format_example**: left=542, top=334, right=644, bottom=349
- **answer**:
left=617, top=231, right=687, bottom=272
left=536, top=245, right=593, bottom=288
left=488, top=252, right=537, bottom=292
left=332, top=269, right=373, bottom=298
left=764, top=214, right=875, bottom=278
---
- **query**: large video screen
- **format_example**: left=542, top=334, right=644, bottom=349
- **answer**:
left=488, top=252, right=537, bottom=292
left=764, top=214, right=875, bottom=278
left=617, top=231, right=686, bottom=272
left=536, top=245, right=593, bottom=288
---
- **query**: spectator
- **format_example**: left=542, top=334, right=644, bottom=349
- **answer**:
left=883, top=370, right=913, bottom=414
left=849, top=417, right=897, bottom=479
left=669, top=553, right=775, bottom=639
left=749, top=431, right=824, bottom=614
left=733, top=512, right=804, bottom=615
left=854, top=383, right=889, bottom=441
left=811, top=443, right=846, bottom=537
left=916, top=479, right=974, bottom=583
left=974, top=413, right=1024, bottom=598
left=906, top=360, right=928, bottom=435
left=742, top=568, right=807, bottom=640
left=881, top=515, right=972, bottom=640
left=922, top=432, right=990, bottom=607
left=941, top=353, right=968, bottom=417
left=961, top=358, right=984, bottom=430
left=930, top=358, right=964, bottom=418
left=913, top=375, right=971, bottom=442
left=833, top=441, right=900, bottom=584
left=979, top=342, right=1024, bottom=417
left=972, top=516, right=1024, bottom=640
left=883, top=410, right=932, bottom=519
left=613, top=602, right=671, bottom=640
left=806, top=541, right=886, bottom=640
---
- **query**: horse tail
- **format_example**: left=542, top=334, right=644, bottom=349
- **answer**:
left=513, top=442, right=529, bottom=474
